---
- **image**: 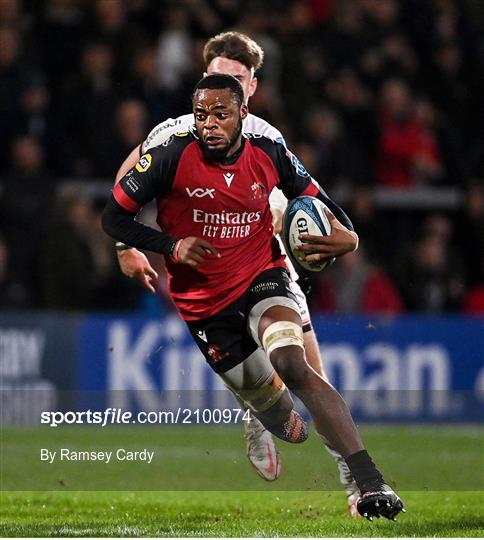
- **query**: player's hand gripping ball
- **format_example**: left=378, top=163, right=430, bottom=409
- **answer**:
left=283, top=196, right=335, bottom=272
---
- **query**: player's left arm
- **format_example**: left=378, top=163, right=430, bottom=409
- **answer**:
left=272, top=143, right=359, bottom=261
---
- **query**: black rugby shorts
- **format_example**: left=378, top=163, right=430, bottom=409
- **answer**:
left=186, top=267, right=297, bottom=373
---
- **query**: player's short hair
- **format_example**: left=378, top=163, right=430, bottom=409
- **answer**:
left=192, top=74, right=244, bottom=107
left=203, top=31, right=264, bottom=72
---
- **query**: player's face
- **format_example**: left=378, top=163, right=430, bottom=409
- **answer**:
left=193, top=88, right=248, bottom=160
left=206, top=57, right=257, bottom=105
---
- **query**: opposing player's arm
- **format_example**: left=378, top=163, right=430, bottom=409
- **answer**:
left=115, top=144, right=143, bottom=184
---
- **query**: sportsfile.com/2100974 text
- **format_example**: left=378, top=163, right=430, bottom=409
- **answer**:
left=40, top=408, right=252, bottom=427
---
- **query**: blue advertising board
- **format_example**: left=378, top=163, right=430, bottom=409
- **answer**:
left=1, top=312, right=482, bottom=422
left=0, top=313, right=78, bottom=423
left=75, top=314, right=484, bottom=422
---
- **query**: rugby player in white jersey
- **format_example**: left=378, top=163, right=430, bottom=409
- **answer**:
left=113, top=32, right=359, bottom=515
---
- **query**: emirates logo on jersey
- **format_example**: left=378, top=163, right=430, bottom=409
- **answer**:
left=250, top=181, right=265, bottom=200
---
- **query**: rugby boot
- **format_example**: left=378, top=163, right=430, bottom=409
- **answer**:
left=243, top=416, right=281, bottom=481
left=357, top=483, right=405, bottom=521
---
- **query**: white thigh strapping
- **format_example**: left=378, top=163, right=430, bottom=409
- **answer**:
left=219, top=348, right=285, bottom=412
left=247, top=296, right=301, bottom=348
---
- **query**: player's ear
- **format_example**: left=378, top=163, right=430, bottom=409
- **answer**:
left=248, top=77, right=258, bottom=97
left=240, top=104, right=248, bottom=120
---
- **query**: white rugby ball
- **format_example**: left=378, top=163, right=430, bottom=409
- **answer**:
left=282, top=196, right=335, bottom=272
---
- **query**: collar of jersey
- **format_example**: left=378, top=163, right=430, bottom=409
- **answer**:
left=217, top=136, right=246, bottom=166
left=193, top=131, right=246, bottom=167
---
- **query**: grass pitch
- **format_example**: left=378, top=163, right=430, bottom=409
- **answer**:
left=1, top=490, right=483, bottom=537
left=1, top=425, right=483, bottom=537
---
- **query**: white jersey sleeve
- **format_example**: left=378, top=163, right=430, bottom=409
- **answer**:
left=242, top=113, right=286, bottom=145
left=142, top=113, right=195, bottom=152
left=143, top=112, right=286, bottom=152
left=269, top=187, right=288, bottom=213
left=244, top=113, right=288, bottom=212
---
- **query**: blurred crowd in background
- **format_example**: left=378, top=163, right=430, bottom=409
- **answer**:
left=0, top=0, right=483, bottom=315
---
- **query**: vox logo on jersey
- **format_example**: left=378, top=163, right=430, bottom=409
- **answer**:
left=185, top=187, right=215, bottom=199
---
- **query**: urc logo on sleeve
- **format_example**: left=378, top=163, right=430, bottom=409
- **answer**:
left=135, top=154, right=152, bottom=173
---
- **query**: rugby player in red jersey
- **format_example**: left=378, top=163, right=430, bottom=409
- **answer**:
left=114, top=32, right=362, bottom=516
left=103, top=74, right=405, bottom=522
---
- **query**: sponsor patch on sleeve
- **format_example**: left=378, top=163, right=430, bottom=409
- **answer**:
left=286, top=149, right=309, bottom=178
left=135, top=153, right=152, bottom=173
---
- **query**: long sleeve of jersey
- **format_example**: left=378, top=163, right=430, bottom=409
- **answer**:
left=102, top=141, right=183, bottom=255
left=278, top=147, right=354, bottom=231
left=249, top=137, right=354, bottom=231
left=102, top=198, right=178, bottom=256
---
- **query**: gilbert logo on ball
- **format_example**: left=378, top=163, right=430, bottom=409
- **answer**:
left=283, top=196, right=335, bottom=272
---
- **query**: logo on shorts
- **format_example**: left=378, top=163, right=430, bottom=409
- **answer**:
left=136, top=154, right=152, bottom=172
left=251, top=281, right=279, bottom=293
left=207, top=344, right=229, bottom=363
left=196, top=330, right=207, bottom=342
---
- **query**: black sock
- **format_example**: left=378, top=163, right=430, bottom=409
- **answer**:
left=345, top=450, right=384, bottom=493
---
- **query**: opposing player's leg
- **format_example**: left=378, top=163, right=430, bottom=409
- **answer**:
left=248, top=296, right=404, bottom=521
left=292, top=280, right=360, bottom=515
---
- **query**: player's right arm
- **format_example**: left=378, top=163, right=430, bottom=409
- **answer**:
left=112, top=142, right=161, bottom=291
left=113, top=141, right=159, bottom=292
left=113, top=141, right=153, bottom=291
left=113, top=117, right=194, bottom=290
left=103, top=144, right=218, bottom=270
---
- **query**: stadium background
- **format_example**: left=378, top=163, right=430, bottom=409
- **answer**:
left=0, top=0, right=483, bottom=533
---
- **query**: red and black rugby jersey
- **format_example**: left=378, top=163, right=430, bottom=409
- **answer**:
left=107, top=132, right=352, bottom=320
